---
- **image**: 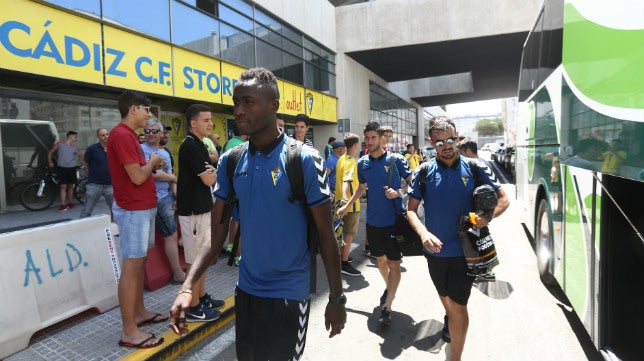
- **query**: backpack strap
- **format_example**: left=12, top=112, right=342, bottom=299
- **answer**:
left=284, top=137, right=318, bottom=293
left=416, top=162, right=429, bottom=198
left=224, top=143, right=245, bottom=266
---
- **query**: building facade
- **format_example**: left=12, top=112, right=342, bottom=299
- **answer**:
left=0, top=0, right=426, bottom=213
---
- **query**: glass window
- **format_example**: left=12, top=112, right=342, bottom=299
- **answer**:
left=256, top=40, right=283, bottom=76
left=220, top=0, right=253, bottom=15
left=102, top=0, right=170, bottom=41
left=219, top=23, right=255, bottom=68
left=282, top=52, right=303, bottom=84
left=282, top=38, right=302, bottom=58
left=218, top=4, right=254, bottom=33
left=254, top=8, right=281, bottom=32
left=171, top=2, right=220, bottom=56
left=43, top=0, right=101, bottom=17
left=282, top=25, right=302, bottom=45
left=195, top=0, right=217, bottom=15
left=256, top=25, right=282, bottom=49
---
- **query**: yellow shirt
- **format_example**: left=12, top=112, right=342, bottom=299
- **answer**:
left=601, top=150, right=627, bottom=173
left=405, top=153, right=421, bottom=170
left=334, top=154, right=360, bottom=212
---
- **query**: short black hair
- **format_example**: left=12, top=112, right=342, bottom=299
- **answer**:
left=185, top=104, right=211, bottom=129
left=328, top=136, right=336, bottom=144
left=118, top=90, right=150, bottom=118
left=576, top=138, right=603, bottom=154
left=428, top=116, right=456, bottom=139
left=237, top=67, right=280, bottom=100
left=66, top=131, right=77, bottom=137
left=294, top=114, right=310, bottom=126
left=364, top=121, right=382, bottom=136
left=456, top=137, right=477, bottom=154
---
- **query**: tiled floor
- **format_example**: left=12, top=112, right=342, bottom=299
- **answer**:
left=5, top=257, right=238, bottom=361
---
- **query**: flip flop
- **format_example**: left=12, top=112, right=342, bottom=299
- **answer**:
left=118, top=334, right=164, bottom=349
left=137, top=313, right=169, bottom=326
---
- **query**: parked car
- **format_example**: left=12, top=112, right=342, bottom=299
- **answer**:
left=491, top=145, right=506, bottom=163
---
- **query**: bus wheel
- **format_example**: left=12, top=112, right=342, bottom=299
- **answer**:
left=535, top=199, right=553, bottom=278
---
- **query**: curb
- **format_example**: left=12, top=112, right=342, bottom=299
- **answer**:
left=120, top=295, right=235, bottom=361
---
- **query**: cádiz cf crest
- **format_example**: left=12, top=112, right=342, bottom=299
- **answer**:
left=271, top=167, right=283, bottom=186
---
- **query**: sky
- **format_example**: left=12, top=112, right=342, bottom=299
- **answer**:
left=445, top=99, right=502, bottom=116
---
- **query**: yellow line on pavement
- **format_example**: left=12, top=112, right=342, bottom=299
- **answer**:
left=119, top=295, right=235, bottom=361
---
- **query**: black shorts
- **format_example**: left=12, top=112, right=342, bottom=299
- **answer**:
left=56, top=166, right=77, bottom=184
left=366, top=224, right=401, bottom=261
left=425, top=255, right=475, bottom=305
left=235, top=287, right=310, bottom=361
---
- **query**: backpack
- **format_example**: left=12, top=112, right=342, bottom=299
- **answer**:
left=223, top=137, right=320, bottom=293
left=415, top=159, right=482, bottom=198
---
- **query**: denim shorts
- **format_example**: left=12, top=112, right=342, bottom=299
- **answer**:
left=155, top=194, right=177, bottom=237
left=113, top=202, right=156, bottom=259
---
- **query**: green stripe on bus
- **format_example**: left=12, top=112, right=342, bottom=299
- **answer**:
left=563, top=3, right=644, bottom=109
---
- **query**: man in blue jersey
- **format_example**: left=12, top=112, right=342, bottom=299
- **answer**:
left=406, top=115, right=509, bottom=361
left=169, top=67, right=346, bottom=360
left=337, top=121, right=412, bottom=325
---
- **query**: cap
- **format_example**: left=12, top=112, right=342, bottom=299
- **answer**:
left=332, top=140, right=345, bottom=149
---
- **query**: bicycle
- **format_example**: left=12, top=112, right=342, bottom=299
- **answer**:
left=73, top=167, right=88, bottom=205
left=20, top=167, right=87, bottom=211
left=20, top=167, right=58, bottom=211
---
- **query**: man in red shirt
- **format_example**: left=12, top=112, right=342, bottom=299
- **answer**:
left=108, top=90, right=166, bottom=349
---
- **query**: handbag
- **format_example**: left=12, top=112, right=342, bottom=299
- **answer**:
left=387, top=156, right=425, bottom=256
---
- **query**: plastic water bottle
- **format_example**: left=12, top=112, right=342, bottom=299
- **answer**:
left=37, top=180, right=45, bottom=197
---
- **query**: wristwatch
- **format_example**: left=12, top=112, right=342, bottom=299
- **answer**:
left=329, top=293, right=347, bottom=307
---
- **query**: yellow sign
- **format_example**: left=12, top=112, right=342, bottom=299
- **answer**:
left=103, top=26, right=173, bottom=96
left=173, top=48, right=223, bottom=103
left=307, top=91, right=337, bottom=123
left=220, top=62, right=245, bottom=106
left=0, top=0, right=337, bottom=122
left=0, top=0, right=103, bottom=85
left=280, top=80, right=306, bottom=116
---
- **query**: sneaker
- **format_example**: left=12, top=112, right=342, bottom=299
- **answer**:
left=201, top=293, right=225, bottom=310
left=441, top=315, right=451, bottom=343
left=186, top=301, right=221, bottom=323
left=222, top=244, right=233, bottom=255
left=234, top=255, right=241, bottom=267
left=57, top=204, right=67, bottom=212
left=347, top=256, right=354, bottom=263
left=475, top=272, right=496, bottom=282
left=66, top=202, right=75, bottom=209
left=363, top=248, right=376, bottom=259
left=379, top=307, right=391, bottom=325
left=379, top=289, right=388, bottom=307
left=341, top=261, right=361, bottom=276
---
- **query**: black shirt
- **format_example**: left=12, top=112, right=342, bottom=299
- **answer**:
left=177, top=132, right=213, bottom=216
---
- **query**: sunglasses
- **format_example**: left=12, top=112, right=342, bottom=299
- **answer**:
left=144, top=129, right=160, bottom=134
left=433, top=137, right=456, bottom=147
left=136, top=105, right=152, bottom=113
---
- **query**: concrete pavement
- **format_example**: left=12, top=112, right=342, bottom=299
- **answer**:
left=1, top=185, right=602, bottom=360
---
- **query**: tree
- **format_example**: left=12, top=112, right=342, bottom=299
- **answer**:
left=475, top=117, right=503, bottom=136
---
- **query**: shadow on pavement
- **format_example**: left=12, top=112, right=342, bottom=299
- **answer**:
left=472, top=279, right=514, bottom=299
left=346, top=307, right=447, bottom=360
